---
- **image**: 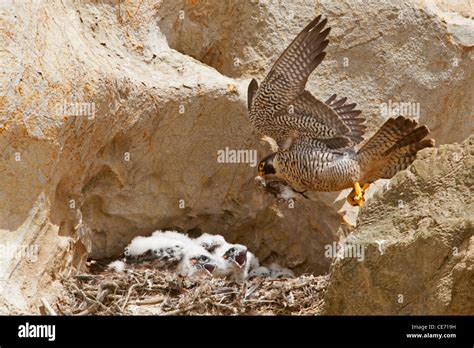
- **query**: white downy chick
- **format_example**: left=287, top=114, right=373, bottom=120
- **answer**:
left=213, top=242, right=249, bottom=282
left=247, top=251, right=260, bottom=271
left=248, top=266, right=271, bottom=279
left=268, top=263, right=294, bottom=278
left=152, top=230, right=192, bottom=244
left=107, top=260, right=127, bottom=273
left=124, top=234, right=186, bottom=269
left=176, top=242, right=218, bottom=278
left=124, top=236, right=155, bottom=259
left=194, top=233, right=226, bottom=253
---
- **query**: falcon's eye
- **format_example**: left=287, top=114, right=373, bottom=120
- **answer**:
left=200, top=256, right=209, bottom=262
left=258, top=162, right=265, bottom=171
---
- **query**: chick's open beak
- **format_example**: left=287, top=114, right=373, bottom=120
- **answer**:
left=233, top=251, right=247, bottom=268
left=203, top=263, right=215, bottom=275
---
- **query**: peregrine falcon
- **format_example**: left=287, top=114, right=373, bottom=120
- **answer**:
left=248, top=15, right=434, bottom=206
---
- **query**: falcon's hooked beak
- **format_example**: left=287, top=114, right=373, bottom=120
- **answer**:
left=223, top=247, right=248, bottom=268
left=258, top=153, right=277, bottom=177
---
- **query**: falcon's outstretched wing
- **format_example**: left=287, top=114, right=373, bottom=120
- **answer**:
left=256, top=15, right=330, bottom=111
left=248, top=15, right=366, bottom=149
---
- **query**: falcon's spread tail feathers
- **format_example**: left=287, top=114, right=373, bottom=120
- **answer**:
left=357, top=116, right=434, bottom=182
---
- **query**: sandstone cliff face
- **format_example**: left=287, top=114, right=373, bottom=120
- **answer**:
left=158, top=0, right=473, bottom=144
left=0, top=0, right=472, bottom=313
left=324, top=137, right=473, bottom=315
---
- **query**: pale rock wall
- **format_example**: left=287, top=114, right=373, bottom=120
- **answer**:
left=324, top=137, right=473, bottom=315
left=159, top=0, right=473, bottom=145
left=0, top=0, right=472, bottom=313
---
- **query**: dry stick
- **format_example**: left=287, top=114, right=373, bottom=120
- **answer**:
left=134, top=295, right=166, bottom=305
left=69, top=282, right=94, bottom=304
left=242, top=299, right=278, bottom=304
left=74, top=274, right=98, bottom=281
left=211, top=291, right=240, bottom=301
left=163, top=304, right=197, bottom=316
left=284, top=280, right=315, bottom=291
left=212, top=287, right=239, bottom=294
left=121, top=283, right=140, bottom=311
left=121, top=271, right=150, bottom=311
left=204, top=298, right=233, bottom=310
left=41, top=297, right=57, bottom=316
left=77, top=282, right=117, bottom=315
left=243, top=280, right=263, bottom=300
left=76, top=298, right=103, bottom=315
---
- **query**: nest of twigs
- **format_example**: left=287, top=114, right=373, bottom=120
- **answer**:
left=57, top=269, right=328, bottom=315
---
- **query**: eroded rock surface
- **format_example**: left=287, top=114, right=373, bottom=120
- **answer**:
left=158, top=0, right=473, bottom=144
left=0, top=0, right=472, bottom=313
left=324, top=137, right=473, bottom=315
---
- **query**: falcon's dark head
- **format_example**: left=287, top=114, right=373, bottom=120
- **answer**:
left=258, top=153, right=277, bottom=177
left=190, top=254, right=216, bottom=275
left=223, top=246, right=248, bottom=268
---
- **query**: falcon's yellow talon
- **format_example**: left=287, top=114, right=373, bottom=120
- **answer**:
left=347, top=181, right=369, bottom=207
